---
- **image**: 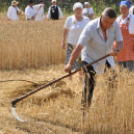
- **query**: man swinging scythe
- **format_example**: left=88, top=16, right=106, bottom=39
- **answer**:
left=64, top=7, right=124, bottom=117
left=11, top=8, right=124, bottom=122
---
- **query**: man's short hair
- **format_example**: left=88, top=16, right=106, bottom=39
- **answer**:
left=102, top=7, right=117, bottom=19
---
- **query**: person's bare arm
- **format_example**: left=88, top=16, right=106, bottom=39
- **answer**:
left=64, top=44, right=83, bottom=72
left=110, top=41, right=124, bottom=56
left=62, top=28, right=69, bottom=49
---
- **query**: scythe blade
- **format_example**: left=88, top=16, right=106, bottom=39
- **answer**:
left=11, top=105, right=25, bottom=122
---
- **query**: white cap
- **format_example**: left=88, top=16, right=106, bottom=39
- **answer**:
left=73, top=2, right=83, bottom=11
left=84, top=2, right=90, bottom=6
left=52, top=0, right=56, bottom=2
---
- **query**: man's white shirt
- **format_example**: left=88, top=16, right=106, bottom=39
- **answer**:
left=78, top=18, right=123, bottom=73
left=25, top=5, right=36, bottom=20
left=47, top=5, right=63, bottom=19
left=33, top=4, right=45, bottom=21
left=7, top=6, right=20, bottom=21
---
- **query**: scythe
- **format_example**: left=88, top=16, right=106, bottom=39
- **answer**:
left=11, top=54, right=110, bottom=122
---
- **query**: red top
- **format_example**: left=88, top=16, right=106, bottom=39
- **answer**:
left=113, top=18, right=134, bottom=61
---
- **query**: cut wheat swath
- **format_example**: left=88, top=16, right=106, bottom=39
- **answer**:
left=11, top=54, right=110, bottom=122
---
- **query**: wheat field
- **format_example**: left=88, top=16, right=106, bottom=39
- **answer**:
left=0, top=13, right=65, bottom=70
left=0, top=13, right=134, bottom=134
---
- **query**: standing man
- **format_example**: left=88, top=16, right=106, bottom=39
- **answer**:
left=7, top=0, right=21, bottom=21
left=47, top=0, right=63, bottom=20
left=25, top=0, right=36, bottom=21
left=64, top=8, right=124, bottom=114
left=129, top=4, right=134, bottom=15
left=33, top=0, right=45, bottom=21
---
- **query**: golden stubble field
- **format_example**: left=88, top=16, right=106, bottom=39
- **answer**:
left=0, top=13, right=134, bottom=134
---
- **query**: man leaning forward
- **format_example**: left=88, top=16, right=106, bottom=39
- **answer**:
left=64, top=8, right=124, bottom=117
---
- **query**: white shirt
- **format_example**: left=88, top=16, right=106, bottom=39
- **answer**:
left=129, top=5, right=134, bottom=15
left=47, top=5, right=63, bottom=19
left=33, top=4, right=45, bottom=21
left=64, top=15, right=89, bottom=46
left=83, top=7, right=94, bottom=17
left=78, top=17, right=123, bottom=73
left=7, top=6, right=20, bottom=21
left=116, top=13, right=134, bottom=34
left=25, top=5, right=36, bottom=20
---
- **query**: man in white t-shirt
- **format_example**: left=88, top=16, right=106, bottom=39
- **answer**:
left=65, top=8, right=124, bottom=116
left=33, top=0, right=45, bottom=21
left=7, top=0, right=21, bottom=21
left=25, top=0, right=36, bottom=21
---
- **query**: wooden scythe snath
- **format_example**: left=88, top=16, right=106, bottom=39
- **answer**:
left=11, top=54, right=110, bottom=122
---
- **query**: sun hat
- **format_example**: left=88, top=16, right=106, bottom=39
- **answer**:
left=84, top=2, right=90, bottom=6
left=11, top=0, right=19, bottom=6
left=119, top=0, right=132, bottom=8
left=73, top=2, right=83, bottom=11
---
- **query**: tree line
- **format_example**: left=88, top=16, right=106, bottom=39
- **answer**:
left=0, top=0, right=134, bottom=15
